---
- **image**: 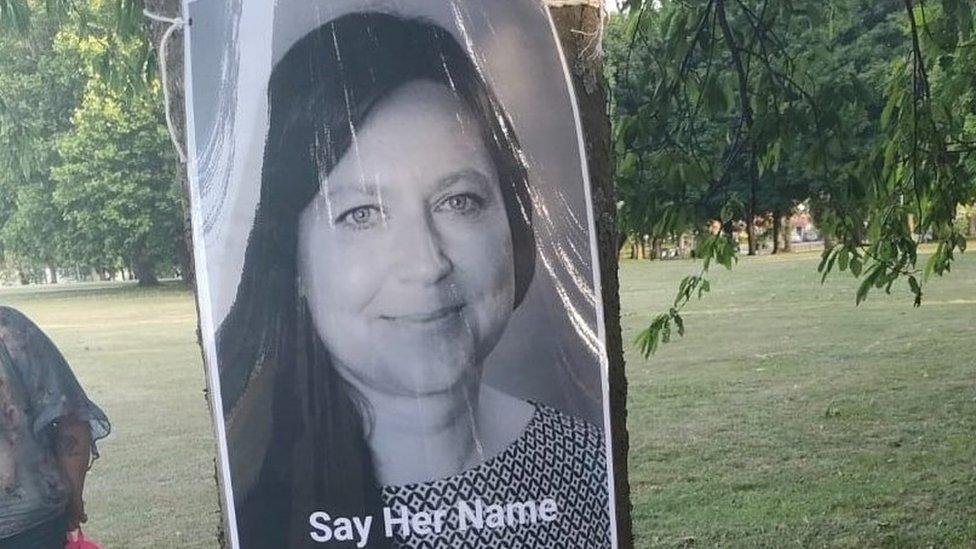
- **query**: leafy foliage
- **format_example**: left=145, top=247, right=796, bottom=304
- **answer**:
left=52, top=79, right=179, bottom=275
left=0, top=11, right=84, bottom=273
left=608, top=0, right=975, bottom=358
left=0, top=0, right=181, bottom=283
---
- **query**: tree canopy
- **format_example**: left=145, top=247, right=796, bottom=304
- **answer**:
left=606, top=0, right=975, bottom=356
left=0, top=0, right=180, bottom=284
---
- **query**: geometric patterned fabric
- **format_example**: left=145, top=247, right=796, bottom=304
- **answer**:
left=382, top=402, right=612, bottom=548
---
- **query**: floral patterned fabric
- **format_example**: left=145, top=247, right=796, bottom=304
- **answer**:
left=0, top=306, right=110, bottom=540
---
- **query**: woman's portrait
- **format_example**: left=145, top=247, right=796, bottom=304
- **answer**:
left=185, top=3, right=615, bottom=548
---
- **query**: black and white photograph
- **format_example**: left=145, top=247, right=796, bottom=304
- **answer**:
left=182, top=1, right=618, bottom=547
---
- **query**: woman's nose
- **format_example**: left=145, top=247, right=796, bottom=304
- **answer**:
left=395, top=213, right=453, bottom=285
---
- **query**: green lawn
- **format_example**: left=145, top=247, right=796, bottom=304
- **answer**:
left=0, top=250, right=973, bottom=547
left=622, top=250, right=976, bottom=547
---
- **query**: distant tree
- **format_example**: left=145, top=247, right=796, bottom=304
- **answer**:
left=52, top=78, right=180, bottom=285
left=1, top=182, right=66, bottom=281
left=1, top=0, right=183, bottom=285
left=0, top=14, right=85, bottom=281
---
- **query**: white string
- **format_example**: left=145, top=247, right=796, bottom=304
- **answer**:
left=144, top=9, right=187, bottom=164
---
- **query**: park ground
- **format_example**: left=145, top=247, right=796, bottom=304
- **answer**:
left=0, top=250, right=973, bottom=547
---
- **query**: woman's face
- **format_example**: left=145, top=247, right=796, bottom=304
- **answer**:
left=298, top=80, right=517, bottom=398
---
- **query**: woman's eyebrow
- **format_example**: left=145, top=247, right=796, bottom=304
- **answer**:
left=324, top=182, right=377, bottom=203
left=434, top=168, right=489, bottom=193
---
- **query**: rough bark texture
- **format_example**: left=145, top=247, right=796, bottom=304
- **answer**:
left=144, top=2, right=224, bottom=546
left=132, top=254, right=159, bottom=286
left=782, top=215, right=793, bottom=253
left=549, top=6, right=634, bottom=548
left=772, top=212, right=782, bottom=255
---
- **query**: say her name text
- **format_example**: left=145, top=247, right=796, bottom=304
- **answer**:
left=309, top=497, right=559, bottom=544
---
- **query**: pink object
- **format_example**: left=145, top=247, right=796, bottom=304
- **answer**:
left=65, top=529, right=102, bottom=549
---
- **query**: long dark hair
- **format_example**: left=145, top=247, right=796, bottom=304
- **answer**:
left=216, top=12, right=535, bottom=548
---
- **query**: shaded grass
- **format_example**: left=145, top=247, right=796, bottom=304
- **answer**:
left=622, top=251, right=976, bottom=547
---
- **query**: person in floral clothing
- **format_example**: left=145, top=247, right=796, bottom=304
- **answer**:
left=0, top=306, right=110, bottom=548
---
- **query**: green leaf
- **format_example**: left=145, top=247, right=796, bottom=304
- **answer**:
left=674, top=313, right=685, bottom=336
left=856, top=265, right=883, bottom=305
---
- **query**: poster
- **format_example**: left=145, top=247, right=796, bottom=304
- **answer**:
left=182, top=1, right=617, bottom=547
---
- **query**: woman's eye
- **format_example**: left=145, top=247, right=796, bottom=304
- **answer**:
left=336, top=205, right=380, bottom=228
left=436, top=193, right=483, bottom=215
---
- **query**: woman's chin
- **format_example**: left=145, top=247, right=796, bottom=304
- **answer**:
left=376, top=347, right=480, bottom=397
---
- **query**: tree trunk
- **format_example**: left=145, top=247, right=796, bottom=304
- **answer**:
left=145, top=0, right=195, bottom=289
left=549, top=4, right=633, bottom=547
left=652, top=237, right=662, bottom=260
left=144, top=1, right=223, bottom=545
left=782, top=215, right=793, bottom=253
left=47, top=265, right=58, bottom=284
left=746, top=215, right=758, bottom=256
left=174, top=227, right=193, bottom=283
left=771, top=212, right=781, bottom=254
left=132, top=253, right=159, bottom=286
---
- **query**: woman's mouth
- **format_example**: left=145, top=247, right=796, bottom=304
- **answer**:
left=380, top=305, right=464, bottom=324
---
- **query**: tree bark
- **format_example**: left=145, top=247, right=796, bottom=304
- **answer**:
left=132, top=254, right=159, bottom=286
left=782, top=215, right=793, bottom=253
left=174, top=226, right=193, bottom=283
left=549, top=5, right=634, bottom=547
left=771, top=212, right=781, bottom=254
left=145, top=0, right=196, bottom=289
left=746, top=214, right=758, bottom=255
left=144, top=1, right=223, bottom=545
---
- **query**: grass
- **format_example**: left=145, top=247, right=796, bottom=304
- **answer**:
left=622, top=250, right=976, bottom=547
left=0, top=250, right=973, bottom=547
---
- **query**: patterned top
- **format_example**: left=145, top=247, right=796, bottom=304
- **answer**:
left=381, top=402, right=612, bottom=548
left=0, top=306, right=110, bottom=540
